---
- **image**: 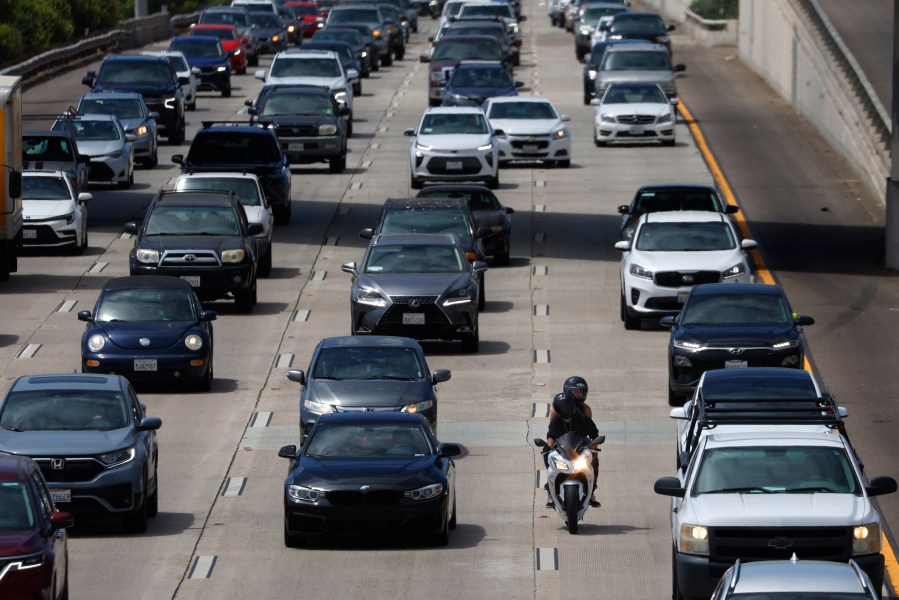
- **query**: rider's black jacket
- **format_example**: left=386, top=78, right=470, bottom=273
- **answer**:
left=546, top=412, right=598, bottom=442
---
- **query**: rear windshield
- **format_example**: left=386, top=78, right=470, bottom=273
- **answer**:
left=432, top=40, right=501, bottom=61
left=175, top=177, right=263, bottom=206
left=188, top=132, right=282, bottom=164
left=601, top=49, right=671, bottom=71
left=96, top=61, right=174, bottom=86
left=328, top=8, right=381, bottom=23
left=0, top=390, right=130, bottom=431
left=271, top=57, right=342, bottom=77
left=170, top=38, right=225, bottom=58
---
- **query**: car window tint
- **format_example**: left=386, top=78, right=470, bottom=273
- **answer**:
left=271, top=57, right=342, bottom=77
left=680, top=293, right=791, bottom=326
left=96, top=62, right=173, bottom=86
left=175, top=177, right=263, bottom=206
left=0, top=482, right=36, bottom=529
left=22, top=176, right=70, bottom=200
left=313, top=347, right=424, bottom=379
left=701, top=377, right=818, bottom=400
left=611, top=15, right=666, bottom=35
left=306, top=423, right=431, bottom=457
left=0, top=390, right=130, bottom=431
left=489, top=101, right=556, bottom=120
left=635, top=222, right=735, bottom=252
left=68, top=120, right=121, bottom=142
left=261, top=94, right=333, bottom=117
left=420, top=113, right=488, bottom=135
left=450, top=66, right=512, bottom=88
left=146, top=206, right=239, bottom=236
left=96, top=288, right=196, bottom=322
left=188, top=132, right=282, bottom=164
left=382, top=208, right=469, bottom=238
left=433, top=41, right=501, bottom=61
left=364, top=244, right=464, bottom=273
left=79, top=98, right=144, bottom=119
left=602, top=50, right=671, bottom=71
left=604, top=85, right=666, bottom=104
left=171, top=38, right=225, bottom=58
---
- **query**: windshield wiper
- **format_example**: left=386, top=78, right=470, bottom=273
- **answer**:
left=360, top=375, right=418, bottom=381
left=312, top=375, right=342, bottom=380
left=705, top=486, right=773, bottom=494
left=783, top=486, right=836, bottom=493
left=0, top=425, right=23, bottom=432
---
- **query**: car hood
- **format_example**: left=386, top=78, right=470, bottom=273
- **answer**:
left=0, top=530, right=44, bottom=557
left=688, top=493, right=869, bottom=526
left=447, top=85, right=517, bottom=100
left=628, top=249, right=743, bottom=273
left=75, top=140, right=124, bottom=157
left=416, top=133, right=493, bottom=150
left=185, top=56, right=229, bottom=68
left=599, top=70, right=675, bottom=85
left=22, top=159, right=76, bottom=172
left=23, top=199, right=76, bottom=220
left=267, top=76, right=345, bottom=89
left=292, top=456, right=438, bottom=489
left=118, top=117, right=149, bottom=131
left=137, top=235, right=246, bottom=252
left=598, top=102, right=672, bottom=116
left=486, top=117, right=561, bottom=135
left=359, top=272, right=472, bottom=297
left=0, top=428, right=136, bottom=456
left=675, top=324, right=799, bottom=346
left=308, top=380, right=428, bottom=407
left=91, top=321, right=198, bottom=350
left=93, top=83, right=174, bottom=96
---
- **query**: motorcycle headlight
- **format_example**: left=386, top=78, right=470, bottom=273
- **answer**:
left=401, top=399, right=433, bottom=414
left=442, top=287, right=471, bottom=306
left=477, top=142, right=493, bottom=151
left=97, top=447, right=136, bottom=467
left=628, top=263, right=653, bottom=280
left=355, top=287, right=387, bottom=307
left=404, top=482, right=444, bottom=500
left=287, top=484, right=324, bottom=503
left=164, top=97, right=176, bottom=109
left=185, top=334, right=203, bottom=351
left=87, top=334, right=106, bottom=352
left=552, top=458, right=570, bottom=471
left=852, top=523, right=881, bottom=555
left=135, top=248, right=159, bottom=264
left=217, top=66, right=228, bottom=72
left=722, top=262, right=746, bottom=279
left=221, top=249, right=246, bottom=263
left=679, top=523, right=709, bottom=555
left=319, top=124, right=338, bottom=136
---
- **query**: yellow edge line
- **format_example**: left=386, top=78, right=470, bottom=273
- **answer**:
left=680, top=98, right=898, bottom=593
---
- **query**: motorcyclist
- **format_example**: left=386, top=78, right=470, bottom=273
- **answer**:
left=543, top=392, right=601, bottom=508
left=548, top=376, right=593, bottom=419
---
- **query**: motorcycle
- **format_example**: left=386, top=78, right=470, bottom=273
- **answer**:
left=534, top=432, right=605, bottom=534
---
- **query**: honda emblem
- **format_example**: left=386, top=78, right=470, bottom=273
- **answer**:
left=50, top=458, right=65, bottom=470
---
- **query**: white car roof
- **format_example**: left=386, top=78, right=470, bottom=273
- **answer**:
left=424, top=106, right=486, bottom=115
left=276, top=50, right=340, bottom=60
left=704, top=431, right=846, bottom=449
left=636, top=210, right=728, bottom=225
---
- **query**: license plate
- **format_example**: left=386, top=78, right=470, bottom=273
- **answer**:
left=446, top=161, right=463, bottom=170
left=288, top=142, right=304, bottom=151
left=403, top=313, right=425, bottom=325
left=629, top=126, right=645, bottom=135
left=677, top=291, right=689, bottom=304
left=725, top=360, right=748, bottom=369
left=134, top=359, right=158, bottom=372
left=181, top=275, right=200, bottom=287
left=50, top=489, right=71, bottom=503
left=22, top=229, right=37, bottom=239
left=522, top=144, right=538, bottom=153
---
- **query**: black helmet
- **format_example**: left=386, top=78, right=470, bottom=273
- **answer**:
left=552, top=392, right=576, bottom=422
left=563, top=376, right=588, bottom=405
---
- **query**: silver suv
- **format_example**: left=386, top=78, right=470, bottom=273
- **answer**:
left=593, top=43, right=685, bottom=100
left=712, top=556, right=879, bottom=599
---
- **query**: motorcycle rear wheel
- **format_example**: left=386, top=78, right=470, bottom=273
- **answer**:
left=565, top=491, right=578, bottom=534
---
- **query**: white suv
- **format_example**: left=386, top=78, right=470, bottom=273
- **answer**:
left=255, top=50, right=357, bottom=119
left=614, top=210, right=756, bottom=329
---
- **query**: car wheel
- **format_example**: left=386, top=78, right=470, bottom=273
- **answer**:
left=238, top=65, right=247, bottom=75
left=477, top=274, right=486, bottom=311
left=274, top=203, right=291, bottom=225
left=371, top=57, right=380, bottom=71
left=433, top=512, right=450, bottom=546
left=576, top=46, right=585, bottom=61
left=187, top=97, right=197, bottom=111
left=347, top=117, right=353, bottom=138
left=583, top=91, right=592, bottom=105
left=353, top=81, right=361, bottom=95
left=80, top=224, right=88, bottom=252
left=622, top=294, right=640, bottom=330
left=395, top=48, right=404, bottom=61
left=147, top=464, right=159, bottom=517
left=495, top=249, right=510, bottom=266
left=662, top=138, right=676, bottom=147
left=461, top=328, right=479, bottom=353
left=410, top=175, right=423, bottom=190
left=284, top=520, right=305, bottom=548
left=672, top=548, right=686, bottom=600
left=123, top=490, right=149, bottom=533
left=259, top=246, right=273, bottom=277
left=486, top=175, right=499, bottom=190
left=169, top=122, right=185, bottom=145
left=197, top=357, right=213, bottom=391
left=558, top=159, right=571, bottom=168
left=118, top=170, right=133, bottom=190
left=448, top=495, right=457, bottom=529
left=235, top=285, right=255, bottom=314
left=58, top=570, right=69, bottom=600
left=151, top=144, right=158, bottom=167
left=594, top=136, right=605, bottom=147
left=329, top=153, right=347, bottom=173
left=222, top=87, right=232, bottom=98
left=382, top=52, right=392, bottom=66
left=668, top=386, right=684, bottom=407
left=249, top=52, right=259, bottom=67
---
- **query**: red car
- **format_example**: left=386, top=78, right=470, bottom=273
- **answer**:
left=0, top=452, right=73, bottom=600
left=189, top=24, right=249, bottom=74
left=284, top=1, right=324, bottom=38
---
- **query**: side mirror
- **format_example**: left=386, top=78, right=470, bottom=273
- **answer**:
left=341, top=261, right=358, bottom=276
left=660, top=315, right=677, bottom=327
left=614, top=240, right=631, bottom=252
left=653, top=476, right=685, bottom=497
left=191, top=67, right=202, bottom=75
left=493, top=128, right=505, bottom=137
left=287, top=369, right=307, bottom=385
left=255, top=69, right=267, bottom=80
left=438, top=443, right=462, bottom=458
left=171, top=154, right=184, bottom=165
left=50, top=511, right=74, bottom=529
left=7, top=170, right=21, bottom=199
left=81, top=75, right=94, bottom=87
left=339, top=106, right=351, bottom=117
left=202, top=310, right=218, bottom=322
left=77, top=154, right=91, bottom=164
left=534, top=438, right=547, bottom=448
left=740, top=239, right=758, bottom=250
left=725, top=205, right=740, bottom=214
left=618, top=205, right=630, bottom=214
left=794, top=315, right=815, bottom=326
left=148, top=111, right=160, bottom=120
left=589, top=98, right=600, bottom=106
left=560, top=114, right=571, bottom=122
left=475, top=225, right=491, bottom=238
left=669, top=407, right=687, bottom=420
left=666, top=24, right=676, bottom=32
left=244, top=99, right=254, bottom=107
left=472, top=260, right=489, bottom=274
left=419, top=54, right=430, bottom=63
left=674, top=64, right=686, bottom=72
left=247, top=222, right=264, bottom=236
left=505, top=207, right=515, bottom=214
left=518, top=15, right=526, bottom=21
left=123, top=222, right=138, bottom=235
left=432, top=369, right=451, bottom=384
left=514, top=81, right=524, bottom=88
left=670, top=98, right=679, bottom=106
left=403, top=128, right=416, bottom=136
left=178, top=76, right=190, bottom=86
left=359, top=228, right=374, bottom=239
left=125, top=134, right=137, bottom=142
left=248, top=107, right=258, bottom=116
left=347, top=68, right=360, bottom=79
left=137, top=416, right=163, bottom=431
left=278, top=444, right=298, bottom=459
left=76, top=310, right=93, bottom=322
left=866, top=476, right=898, bottom=497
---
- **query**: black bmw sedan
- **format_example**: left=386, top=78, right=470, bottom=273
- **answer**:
left=660, top=283, right=814, bottom=406
left=278, top=412, right=460, bottom=547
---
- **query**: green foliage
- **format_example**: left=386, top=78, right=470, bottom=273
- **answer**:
left=71, top=0, right=121, bottom=34
left=0, top=23, right=24, bottom=65
left=4, top=0, right=75, bottom=55
left=690, top=0, right=739, bottom=20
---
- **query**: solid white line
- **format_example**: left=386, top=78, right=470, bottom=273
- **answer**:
left=188, top=555, right=217, bottom=579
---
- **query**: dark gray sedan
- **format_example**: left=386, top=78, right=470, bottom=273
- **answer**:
left=342, top=233, right=487, bottom=352
left=287, top=335, right=450, bottom=440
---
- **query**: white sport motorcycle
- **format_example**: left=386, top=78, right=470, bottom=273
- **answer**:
left=535, top=432, right=604, bottom=534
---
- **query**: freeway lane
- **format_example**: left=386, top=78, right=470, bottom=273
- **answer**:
left=5, top=3, right=899, bottom=600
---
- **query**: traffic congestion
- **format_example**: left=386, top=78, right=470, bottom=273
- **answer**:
left=0, top=0, right=896, bottom=599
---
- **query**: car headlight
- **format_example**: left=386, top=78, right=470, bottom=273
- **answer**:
left=772, top=339, right=799, bottom=350
left=372, top=28, right=382, bottom=38
left=442, top=287, right=471, bottom=306
left=164, top=97, right=176, bottom=109
left=97, top=447, right=136, bottom=467
left=679, top=523, right=709, bottom=555
left=319, top=124, right=338, bottom=136
left=573, top=455, right=589, bottom=471
left=401, top=399, right=433, bottom=414
left=64, top=212, right=75, bottom=225
left=852, top=523, right=881, bottom=555
left=722, top=262, right=746, bottom=279
left=673, top=339, right=701, bottom=351
left=8, top=552, right=44, bottom=571
left=272, top=34, right=280, bottom=42
left=303, top=399, right=335, bottom=414
left=185, top=334, right=203, bottom=351
left=334, top=90, right=347, bottom=104
left=628, top=263, right=653, bottom=280
left=217, top=66, right=228, bottom=72
left=100, top=150, right=123, bottom=159
left=588, top=69, right=597, bottom=79
left=579, top=25, right=592, bottom=34
left=287, top=484, right=324, bottom=503
left=552, top=128, right=568, bottom=140
left=477, top=142, right=493, bottom=151
left=404, top=482, right=444, bottom=500
left=415, top=142, right=431, bottom=152
left=87, top=334, right=106, bottom=352
left=134, top=125, right=149, bottom=136
left=288, top=24, right=296, bottom=32
left=601, top=113, right=617, bottom=124
left=233, top=48, right=242, bottom=56
left=221, top=249, right=246, bottom=263
left=135, top=248, right=159, bottom=264
left=361, top=50, right=368, bottom=58
left=552, top=458, right=570, bottom=471
left=356, top=287, right=387, bottom=307
left=657, top=112, right=674, bottom=124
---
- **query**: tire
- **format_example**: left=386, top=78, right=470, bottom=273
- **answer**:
left=382, top=52, right=392, bottom=67
left=395, top=48, right=404, bottom=61
left=222, top=87, right=232, bottom=98
left=557, top=159, right=571, bottom=168
left=118, top=170, right=133, bottom=190
left=234, top=283, right=255, bottom=314
left=169, top=121, right=185, bottom=145
left=123, top=491, right=148, bottom=533
left=662, top=138, right=676, bottom=147
left=329, top=153, right=347, bottom=173
left=249, top=52, right=259, bottom=67
left=150, top=145, right=158, bottom=167
left=594, top=137, right=605, bottom=147
left=411, top=175, right=423, bottom=190
left=583, top=91, right=592, bottom=106
left=495, top=249, right=510, bottom=266
left=259, top=246, right=272, bottom=277
left=353, top=81, right=361, bottom=96
left=428, top=97, right=441, bottom=107
left=187, top=97, right=197, bottom=111
left=461, top=328, right=479, bottom=353
left=448, top=495, right=457, bottom=529
left=622, top=294, right=640, bottom=330
left=576, top=46, right=585, bottom=61
left=672, top=548, right=685, bottom=600
left=564, top=488, right=578, bottom=534
left=477, top=273, right=485, bottom=310
left=80, top=225, right=88, bottom=252
left=197, top=358, right=213, bottom=391
left=274, top=202, right=291, bottom=225
left=371, top=56, right=380, bottom=71
left=147, top=465, right=159, bottom=517
left=668, top=387, right=683, bottom=407
left=284, top=521, right=305, bottom=548
left=433, top=513, right=449, bottom=546
left=347, top=117, right=353, bottom=138
left=486, top=174, right=499, bottom=190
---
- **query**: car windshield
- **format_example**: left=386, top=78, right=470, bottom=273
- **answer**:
left=193, top=28, right=238, bottom=41
left=433, top=41, right=501, bottom=61
left=96, top=288, right=196, bottom=322
left=313, top=347, right=424, bottom=379
left=249, top=13, right=281, bottom=27
left=418, top=190, right=502, bottom=211
left=701, top=376, right=818, bottom=400
left=22, top=137, right=75, bottom=162
left=145, top=206, right=240, bottom=236
left=634, top=189, right=722, bottom=215
left=445, top=26, right=505, bottom=39
left=0, top=482, right=36, bottom=530
left=724, top=594, right=871, bottom=599
left=0, top=390, right=130, bottom=431
left=67, top=120, right=121, bottom=142
left=199, top=11, right=246, bottom=26
left=382, top=208, right=470, bottom=238
left=78, top=98, right=145, bottom=119
left=175, top=177, right=263, bottom=206
left=315, top=30, right=362, bottom=45
left=582, top=6, right=626, bottom=20
left=449, top=67, right=512, bottom=88
left=22, top=176, right=71, bottom=200
left=96, top=61, right=173, bottom=86
left=187, top=132, right=282, bottom=164
left=601, top=50, right=671, bottom=71
left=488, top=101, right=556, bottom=120
left=328, top=8, right=380, bottom=23
left=271, top=57, right=342, bottom=77
left=420, top=112, right=489, bottom=135
left=603, top=85, right=667, bottom=104
left=680, top=293, right=792, bottom=326
left=289, top=4, right=320, bottom=16
left=305, top=423, right=432, bottom=458
left=693, top=447, right=859, bottom=495
left=260, top=93, right=335, bottom=117
left=610, top=14, right=666, bottom=35
left=165, top=54, right=190, bottom=72
left=459, top=4, right=513, bottom=18
left=364, top=244, right=465, bottom=274
left=171, top=38, right=225, bottom=58
left=634, top=222, right=736, bottom=251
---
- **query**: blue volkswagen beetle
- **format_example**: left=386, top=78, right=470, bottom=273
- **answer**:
left=78, top=276, right=217, bottom=390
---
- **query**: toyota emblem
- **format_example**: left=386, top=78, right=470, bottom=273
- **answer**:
left=408, top=299, right=420, bottom=308
left=728, top=348, right=744, bottom=355
left=183, top=254, right=196, bottom=262
left=139, top=338, right=151, bottom=347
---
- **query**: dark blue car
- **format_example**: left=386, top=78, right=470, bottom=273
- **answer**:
left=169, top=36, right=233, bottom=97
left=78, top=276, right=217, bottom=391
left=278, top=412, right=460, bottom=547
left=441, top=60, right=522, bottom=107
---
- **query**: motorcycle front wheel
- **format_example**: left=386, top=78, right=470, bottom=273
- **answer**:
left=564, top=490, right=578, bottom=534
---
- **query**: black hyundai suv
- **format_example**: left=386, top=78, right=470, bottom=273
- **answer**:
left=124, top=190, right=263, bottom=313
left=172, top=122, right=293, bottom=225
left=82, top=54, right=187, bottom=144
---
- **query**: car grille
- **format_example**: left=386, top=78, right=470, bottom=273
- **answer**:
left=510, top=138, right=550, bottom=149
left=426, top=156, right=483, bottom=175
left=615, top=114, right=656, bottom=125
left=61, top=483, right=135, bottom=513
left=327, top=490, right=404, bottom=506
left=89, top=162, right=115, bottom=181
left=378, top=296, right=449, bottom=328
left=276, top=124, right=318, bottom=137
left=143, top=97, right=165, bottom=112
left=159, top=249, right=221, bottom=267
left=710, top=526, right=851, bottom=562
left=22, top=224, right=71, bottom=244
left=654, top=271, right=721, bottom=288
left=198, top=66, right=218, bottom=74
left=34, top=457, right=105, bottom=483
left=644, top=297, right=683, bottom=312
left=328, top=519, right=401, bottom=534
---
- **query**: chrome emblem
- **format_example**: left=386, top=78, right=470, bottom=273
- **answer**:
left=408, top=299, right=421, bottom=308
left=631, top=115, right=640, bottom=123
left=767, top=538, right=794, bottom=550
left=139, top=338, right=151, bottom=347
left=183, top=254, right=196, bottom=262
left=728, top=348, right=745, bottom=355
left=359, top=485, right=370, bottom=491
left=682, top=275, right=695, bottom=283
left=50, top=458, right=65, bottom=470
